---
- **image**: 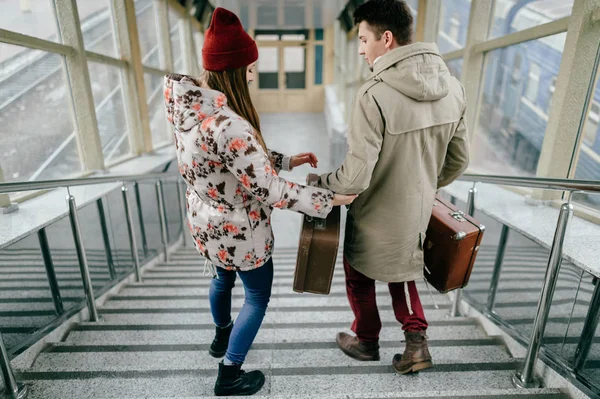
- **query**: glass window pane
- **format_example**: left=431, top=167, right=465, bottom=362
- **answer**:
left=285, top=5, right=304, bottom=27
left=285, top=47, right=306, bottom=89
left=315, top=45, right=324, bottom=85
left=135, top=0, right=164, bottom=69
left=315, top=29, right=324, bottom=41
left=446, top=58, right=464, bottom=81
left=256, top=35, right=279, bottom=41
left=0, top=0, right=60, bottom=43
left=573, top=67, right=600, bottom=211
left=240, top=4, right=250, bottom=30
left=436, top=0, right=472, bottom=53
left=169, top=7, right=185, bottom=73
left=405, top=0, right=418, bottom=34
left=76, top=0, right=119, bottom=58
left=0, top=43, right=80, bottom=183
left=281, top=34, right=306, bottom=41
left=144, top=73, right=171, bottom=147
left=489, top=0, right=574, bottom=39
left=473, top=34, right=567, bottom=176
left=192, top=28, right=204, bottom=72
left=87, top=62, right=131, bottom=164
left=258, top=47, right=279, bottom=89
left=314, top=3, right=323, bottom=29
left=257, top=5, right=278, bottom=27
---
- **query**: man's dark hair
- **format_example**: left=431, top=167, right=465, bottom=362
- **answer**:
left=353, top=0, right=413, bottom=45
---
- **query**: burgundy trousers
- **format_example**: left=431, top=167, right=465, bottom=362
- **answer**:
left=343, top=256, right=428, bottom=343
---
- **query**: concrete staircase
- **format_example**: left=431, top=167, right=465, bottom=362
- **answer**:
left=16, top=246, right=571, bottom=398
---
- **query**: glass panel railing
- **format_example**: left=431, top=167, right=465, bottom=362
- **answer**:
left=0, top=233, right=56, bottom=353
left=445, top=181, right=600, bottom=392
left=0, top=173, right=183, bottom=355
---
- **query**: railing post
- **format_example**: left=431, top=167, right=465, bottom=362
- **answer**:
left=573, top=278, right=600, bottom=373
left=177, top=181, right=187, bottom=247
left=0, top=332, right=27, bottom=399
left=96, top=198, right=117, bottom=280
left=486, top=224, right=510, bottom=312
left=133, top=182, right=149, bottom=258
left=37, top=228, right=64, bottom=316
left=450, top=186, right=477, bottom=317
left=155, top=181, right=169, bottom=262
left=513, top=202, right=573, bottom=389
left=122, top=186, right=142, bottom=283
left=67, top=193, right=99, bottom=322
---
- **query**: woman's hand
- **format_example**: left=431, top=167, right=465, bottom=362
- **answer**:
left=333, top=194, right=358, bottom=206
left=290, top=153, right=318, bottom=170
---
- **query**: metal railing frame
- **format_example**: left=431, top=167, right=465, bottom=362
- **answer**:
left=0, top=172, right=187, bottom=397
left=449, top=174, right=600, bottom=389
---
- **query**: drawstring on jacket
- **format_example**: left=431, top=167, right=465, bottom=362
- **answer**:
left=204, top=259, right=219, bottom=279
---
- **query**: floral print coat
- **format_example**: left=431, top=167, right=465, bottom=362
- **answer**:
left=164, top=75, right=334, bottom=271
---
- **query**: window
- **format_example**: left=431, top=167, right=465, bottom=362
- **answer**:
left=490, top=0, right=574, bottom=39
left=473, top=34, right=567, bottom=177
left=525, top=63, right=541, bottom=102
left=87, top=62, right=131, bottom=164
left=436, top=1, right=472, bottom=53
left=584, top=102, right=600, bottom=146
left=315, top=45, right=324, bottom=85
left=258, top=47, right=279, bottom=89
left=144, top=73, right=170, bottom=147
left=76, top=0, right=119, bottom=58
left=168, top=6, right=185, bottom=73
left=284, top=46, right=306, bottom=89
left=284, top=4, right=304, bottom=27
left=135, top=0, right=164, bottom=69
left=0, top=43, right=80, bottom=183
left=2, top=0, right=60, bottom=43
left=449, top=16, right=460, bottom=42
left=447, top=58, right=464, bottom=81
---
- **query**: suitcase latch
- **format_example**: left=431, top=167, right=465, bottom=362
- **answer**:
left=306, top=216, right=327, bottom=230
left=314, top=218, right=327, bottom=230
left=450, top=211, right=466, bottom=222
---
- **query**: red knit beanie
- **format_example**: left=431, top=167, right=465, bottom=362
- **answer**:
left=202, top=8, right=258, bottom=72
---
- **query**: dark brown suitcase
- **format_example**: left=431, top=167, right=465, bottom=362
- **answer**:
left=424, top=196, right=485, bottom=293
left=293, top=174, right=341, bottom=295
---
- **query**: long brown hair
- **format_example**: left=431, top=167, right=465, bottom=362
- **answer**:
left=204, top=67, right=270, bottom=157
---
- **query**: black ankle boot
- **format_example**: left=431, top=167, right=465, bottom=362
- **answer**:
left=214, top=361, right=265, bottom=396
left=209, top=322, right=233, bottom=358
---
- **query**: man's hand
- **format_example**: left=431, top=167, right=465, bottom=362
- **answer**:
left=333, top=194, right=358, bottom=206
left=290, top=153, right=318, bottom=170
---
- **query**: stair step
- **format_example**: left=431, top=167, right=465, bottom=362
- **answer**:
left=18, top=374, right=569, bottom=398
left=62, top=325, right=489, bottom=345
left=31, top=345, right=513, bottom=371
left=95, top=308, right=457, bottom=325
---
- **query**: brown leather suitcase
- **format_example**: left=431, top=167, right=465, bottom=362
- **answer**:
left=293, top=174, right=341, bottom=295
left=424, top=196, right=485, bottom=293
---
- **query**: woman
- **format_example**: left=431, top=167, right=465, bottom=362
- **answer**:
left=164, top=7, right=356, bottom=397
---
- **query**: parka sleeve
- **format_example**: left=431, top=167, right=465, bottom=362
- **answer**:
left=217, top=121, right=334, bottom=218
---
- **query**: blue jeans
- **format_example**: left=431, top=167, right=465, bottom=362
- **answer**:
left=209, top=258, right=274, bottom=365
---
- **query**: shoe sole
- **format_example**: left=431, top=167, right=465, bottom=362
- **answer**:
left=214, top=374, right=266, bottom=396
left=337, top=343, right=380, bottom=361
left=393, top=360, right=433, bottom=374
left=208, top=348, right=226, bottom=358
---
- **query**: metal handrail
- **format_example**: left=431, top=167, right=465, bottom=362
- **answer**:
left=460, top=173, right=600, bottom=193
left=0, top=172, right=174, bottom=194
left=0, top=168, right=186, bottom=399
left=447, top=173, right=599, bottom=391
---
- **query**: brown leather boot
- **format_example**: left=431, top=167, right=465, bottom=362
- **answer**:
left=336, top=332, right=380, bottom=361
left=392, top=331, right=433, bottom=374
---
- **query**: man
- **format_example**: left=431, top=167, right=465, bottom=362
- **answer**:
left=318, top=0, right=469, bottom=374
